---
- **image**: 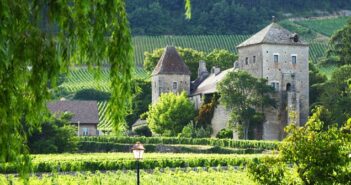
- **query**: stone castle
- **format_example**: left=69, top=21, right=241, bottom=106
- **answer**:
left=151, top=22, right=309, bottom=140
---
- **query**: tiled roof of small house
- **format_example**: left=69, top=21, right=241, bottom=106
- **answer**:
left=47, top=100, right=99, bottom=124
left=237, top=22, right=307, bottom=48
left=152, top=46, right=191, bottom=76
left=191, top=68, right=235, bottom=95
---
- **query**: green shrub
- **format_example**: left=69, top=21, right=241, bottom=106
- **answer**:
left=134, top=126, right=152, bottom=137
left=216, top=128, right=233, bottom=139
left=73, top=88, right=111, bottom=101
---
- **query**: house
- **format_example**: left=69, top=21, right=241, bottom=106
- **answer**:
left=47, top=100, right=99, bottom=136
left=151, top=20, right=309, bottom=140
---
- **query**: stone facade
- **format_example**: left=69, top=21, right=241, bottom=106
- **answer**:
left=152, top=74, right=190, bottom=103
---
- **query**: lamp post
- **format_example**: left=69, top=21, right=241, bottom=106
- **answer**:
left=132, top=142, right=144, bottom=185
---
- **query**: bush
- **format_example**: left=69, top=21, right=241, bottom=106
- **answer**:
left=73, top=88, right=111, bottom=101
left=28, top=115, right=78, bottom=154
left=147, top=92, right=195, bottom=136
left=134, top=126, right=152, bottom=137
left=216, top=129, right=233, bottom=139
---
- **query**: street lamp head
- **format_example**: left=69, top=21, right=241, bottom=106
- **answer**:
left=132, top=142, right=145, bottom=160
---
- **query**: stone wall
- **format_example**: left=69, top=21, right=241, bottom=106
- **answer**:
left=152, top=74, right=190, bottom=103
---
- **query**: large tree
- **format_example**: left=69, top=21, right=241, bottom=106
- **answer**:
left=217, top=70, right=275, bottom=139
left=327, top=18, right=351, bottom=65
left=0, top=1, right=133, bottom=177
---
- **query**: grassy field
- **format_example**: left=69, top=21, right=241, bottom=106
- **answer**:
left=295, top=16, right=349, bottom=36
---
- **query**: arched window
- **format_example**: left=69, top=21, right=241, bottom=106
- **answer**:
left=286, top=83, right=291, bottom=91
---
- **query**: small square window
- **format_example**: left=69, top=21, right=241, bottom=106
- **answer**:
left=274, top=55, right=279, bottom=63
left=292, top=56, right=296, bottom=64
left=253, top=56, right=256, bottom=63
left=245, top=57, right=248, bottom=65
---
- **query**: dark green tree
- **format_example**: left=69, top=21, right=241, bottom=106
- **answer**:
left=319, top=65, right=351, bottom=125
left=328, top=18, right=351, bottom=65
left=217, top=70, right=275, bottom=139
left=28, top=114, right=78, bottom=154
left=309, top=63, right=327, bottom=107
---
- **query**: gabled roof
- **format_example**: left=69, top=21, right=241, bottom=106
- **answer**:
left=47, top=100, right=99, bottom=124
left=191, top=68, right=235, bottom=96
left=237, top=22, right=307, bottom=48
left=152, top=46, right=191, bottom=76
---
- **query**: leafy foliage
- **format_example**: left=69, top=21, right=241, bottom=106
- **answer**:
left=196, top=94, right=219, bottom=127
left=309, top=63, right=328, bottom=107
left=248, top=107, right=351, bottom=185
left=73, top=89, right=111, bottom=101
left=133, top=125, right=152, bottom=137
left=0, top=0, right=133, bottom=177
left=328, top=18, right=351, bottom=65
left=0, top=167, right=257, bottom=185
left=144, top=47, right=237, bottom=80
left=217, top=70, right=275, bottom=139
left=216, top=129, right=233, bottom=139
left=147, top=92, right=195, bottom=136
left=318, top=65, right=351, bottom=125
left=28, top=115, right=78, bottom=154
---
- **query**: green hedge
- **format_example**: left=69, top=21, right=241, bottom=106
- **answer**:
left=79, top=136, right=279, bottom=150
left=0, top=155, right=261, bottom=173
left=78, top=142, right=264, bottom=154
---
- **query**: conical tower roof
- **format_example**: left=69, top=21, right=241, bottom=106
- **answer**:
left=152, top=46, right=191, bottom=76
left=237, top=22, right=307, bottom=48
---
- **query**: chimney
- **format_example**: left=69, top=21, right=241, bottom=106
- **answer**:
left=198, top=60, right=209, bottom=79
left=211, top=67, right=221, bottom=75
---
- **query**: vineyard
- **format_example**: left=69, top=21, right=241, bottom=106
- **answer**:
left=0, top=153, right=269, bottom=173
left=1, top=168, right=256, bottom=185
left=294, top=16, right=350, bottom=36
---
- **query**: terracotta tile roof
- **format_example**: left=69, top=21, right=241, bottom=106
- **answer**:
left=237, top=23, right=307, bottom=48
left=152, top=46, right=191, bottom=76
left=47, top=100, right=99, bottom=124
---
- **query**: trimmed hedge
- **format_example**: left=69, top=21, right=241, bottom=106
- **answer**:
left=79, top=136, right=279, bottom=150
left=78, top=141, right=264, bottom=154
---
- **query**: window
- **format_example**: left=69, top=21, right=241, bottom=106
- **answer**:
left=172, top=81, right=178, bottom=92
left=253, top=56, right=256, bottom=63
left=245, top=57, right=248, bottom=65
left=292, top=55, right=297, bottom=64
left=82, top=128, right=89, bottom=136
left=271, top=82, right=280, bottom=91
left=274, top=54, right=279, bottom=63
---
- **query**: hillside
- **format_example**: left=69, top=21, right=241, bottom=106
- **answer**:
left=58, top=16, right=350, bottom=131
left=126, top=0, right=351, bottom=35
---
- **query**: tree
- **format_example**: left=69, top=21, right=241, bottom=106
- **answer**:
left=0, top=0, right=133, bottom=178
left=319, top=65, right=351, bottom=125
left=143, top=47, right=237, bottom=80
left=309, top=62, right=327, bottom=107
left=217, top=70, right=275, bottom=139
left=248, top=107, right=351, bottom=185
left=146, top=92, right=195, bottom=136
left=28, top=114, right=78, bottom=154
left=328, top=18, right=351, bottom=65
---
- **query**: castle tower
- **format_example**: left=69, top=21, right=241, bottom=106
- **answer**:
left=236, top=22, right=309, bottom=140
left=151, top=46, right=191, bottom=103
